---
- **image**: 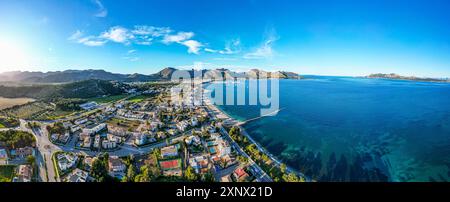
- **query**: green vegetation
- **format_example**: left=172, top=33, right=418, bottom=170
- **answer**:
left=90, top=153, right=115, bottom=182
left=106, top=117, right=141, bottom=130
left=0, top=79, right=124, bottom=100
left=88, top=94, right=128, bottom=104
left=0, top=116, right=19, bottom=128
left=26, top=155, right=36, bottom=168
left=126, top=94, right=155, bottom=103
left=51, top=152, right=62, bottom=179
left=0, top=165, right=17, bottom=182
left=0, top=130, right=36, bottom=149
left=228, top=126, right=305, bottom=182
left=27, top=122, right=41, bottom=129
left=46, top=122, right=67, bottom=135
left=134, top=150, right=161, bottom=182
left=0, top=101, right=74, bottom=121
left=184, top=166, right=199, bottom=181
left=54, top=98, right=84, bottom=111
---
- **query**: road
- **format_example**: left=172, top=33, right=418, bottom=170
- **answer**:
left=217, top=124, right=273, bottom=182
left=18, top=119, right=190, bottom=182
left=18, top=120, right=60, bottom=182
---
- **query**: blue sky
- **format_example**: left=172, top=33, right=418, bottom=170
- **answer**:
left=0, top=0, right=449, bottom=77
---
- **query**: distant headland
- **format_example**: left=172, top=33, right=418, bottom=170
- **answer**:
left=366, top=73, right=450, bottom=83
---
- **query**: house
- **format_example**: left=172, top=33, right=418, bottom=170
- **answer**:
left=15, top=165, right=33, bottom=182
left=83, top=123, right=107, bottom=136
left=74, top=118, right=88, bottom=125
left=189, top=155, right=210, bottom=174
left=156, top=131, right=166, bottom=139
left=191, top=117, right=199, bottom=126
left=59, top=133, right=70, bottom=143
left=79, top=102, right=98, bottom=110
left=93, top=135, right=100, bottom=149
left=83, top=157, right=94, bottom=170
left=108, top=126, right=127, bottom=137
left=233, top=168, right=249, bottom=182
left=167, top=129, right=178, bottom=136
left=10, top=147, right=34, bottom=159
left=160, top=145, right=179, bottom=159
left=221, top=175, right=232, bottom=182
left=52, top=133, right=70, bottom=144
left=102, top=140, right=117, bottom=149
left=108, top=156, right=126, bottom=173
left=176, top=120, right=189, bottom=132
left=62, top=122, right=73, bottom=129
left=185, top=135, right=201, bottom=146
left=81, top=135, right=91, bottom=148
left=66, top=168, right=89, bottom=182
left=56, top=152, right=78, bottom=172
left=70, top=125, right=81, bottom=133
left=134, top=133, right=147, bottom=146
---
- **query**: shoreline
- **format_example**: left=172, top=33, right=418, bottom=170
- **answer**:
left=202, top=93, right=311, bottom=181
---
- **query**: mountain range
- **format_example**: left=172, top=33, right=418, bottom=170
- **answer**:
left=0, top=68, right=301, bottom=84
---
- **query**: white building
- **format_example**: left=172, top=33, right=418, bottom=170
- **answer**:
left=83, top=123, right=107, bottom=136
left=66, top=168, right=89, bottom=182
left=134, top=133, right=147, bottom=146
left=79, top=102, right=98, bottom=110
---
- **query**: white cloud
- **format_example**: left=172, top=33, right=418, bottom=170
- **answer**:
left=68, top=30, right=83, bottom=41
left=70, top=25, right=205, bottom=54
left=244, top=29, right=279, bottom=59
left=127, top=49, right=137, bottom=54
left=181, top=40, right=203, bottom=54
left=78, top=37, right=107, bottom=46
left=122, top=56, right=140, bottom=62
left=204, top=48, right=218, bottom=53
left=68, top=30, right=106, bottom=47
left=101, top=26, right=134, bottom=44
left=204, top=39, right=241, bottom=55
left=132, top=25, right=172, bottom=37
left=163, top=32, right=194, bottom=44
left=93, top=0, right=108, bottom=17
left=219, top=39, right=241, bottom=54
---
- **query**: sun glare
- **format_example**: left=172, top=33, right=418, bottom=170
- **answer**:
left=0, top=38, right=29, bottom=72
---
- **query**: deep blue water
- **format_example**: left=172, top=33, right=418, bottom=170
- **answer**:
left=209, top=76, right=450, bottom=182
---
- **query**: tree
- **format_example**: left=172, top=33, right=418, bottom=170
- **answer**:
left=90, top=153, right=111, bottom=182
left=202, top=171, right=215, bottom=182
left=280, top=163, right=287, bottom=174
left=185, top=166, right=198, bottom=181
left=0, top=130, right=36, bottom=149
left=26, top=155, right=36, bottom=167
left=237, top=155, right=249, bottom=164
left=134, top=165, right=151, bottom=182
left=282, top=173, right=301, bottom=182
left=126, top=165, right=136, bottom=182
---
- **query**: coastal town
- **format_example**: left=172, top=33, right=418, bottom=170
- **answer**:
left=0, top=80, right=305, bottom=182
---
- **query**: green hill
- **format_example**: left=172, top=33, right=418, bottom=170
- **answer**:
left=0, top=79, right=125, bottom=100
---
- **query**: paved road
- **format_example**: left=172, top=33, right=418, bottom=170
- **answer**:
left=20, top=119, right=189, bottom=181
left=218, top=124, right=273, bottom=182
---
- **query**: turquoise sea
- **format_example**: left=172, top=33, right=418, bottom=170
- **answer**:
left=210, top=76, right=450, bottom=182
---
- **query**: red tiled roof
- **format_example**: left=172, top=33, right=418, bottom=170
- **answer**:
left=235, top=168, right=247, bottom=178
left=160, top=159, right=180, bottom=170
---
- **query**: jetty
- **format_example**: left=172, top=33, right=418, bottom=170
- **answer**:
left=236, top=108, right=285, bottom=126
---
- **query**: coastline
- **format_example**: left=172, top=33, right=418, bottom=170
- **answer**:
left=202, top=92, right=311, bottom=181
